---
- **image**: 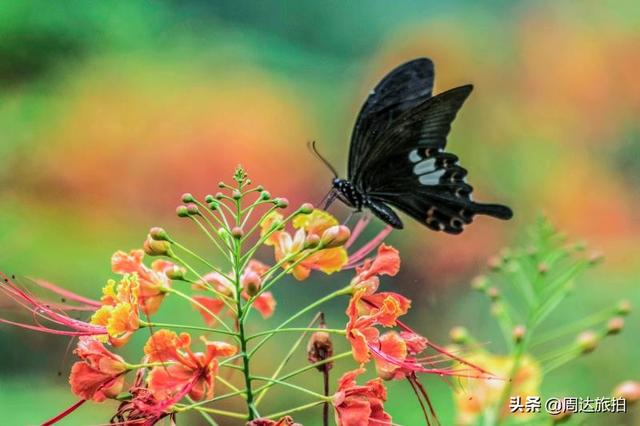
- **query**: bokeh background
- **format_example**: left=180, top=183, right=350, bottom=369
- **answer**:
left=1, top=1, right=639, bottom=425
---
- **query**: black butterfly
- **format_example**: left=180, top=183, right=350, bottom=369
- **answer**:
left=317, top=58, right=513, bottom=234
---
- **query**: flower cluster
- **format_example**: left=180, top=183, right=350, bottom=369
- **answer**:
left=0, top=168, right=515, bottom=425
left=448, top=217, right=632, bottom=425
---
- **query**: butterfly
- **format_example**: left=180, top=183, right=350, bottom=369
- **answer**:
left=315, top=58, right=513, bottom=234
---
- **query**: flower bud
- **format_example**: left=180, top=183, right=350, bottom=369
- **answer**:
left=217, top=181, right=225, bottom=188
left=616, top=300, right=632, bottom=316
left=319, top=225, right=350, bottom=248
left=449, top=326, right=469, bottom=344
left=471, top=275, right=488, bottom=291
left=231, top=226, right=244, bottom=239
left=576, top=330, right=599, bottom=354
left=256, top=185, right=264, bottom=191
left=143, top=236, right=172, bottom=257
left=204, top=194, right=215, bottom=203
left=260, top=191, right=271, bottom=200
left=149, top=227, right=169, bottom=241
left=181, top=193, right=195, bottom=203
left=613, top=381, right=640, bottom=404
left=487, top=286, right=500, bottom=300
left=241, top=271, right=262, bottom=296
left=304, top=234, right=321, bottom=249
left=487, top=256, right=502, bottom=271
left=275, top=197, right=289, bottom=208
left=537, top=262, right=549, bottom=274
left=513, top=325, right=526, bottom=342
left=588, top=251, right=604, bottom=265
left=176, top=205, right=189, bottom=218
left=186, top=204, right=199, bottom=216
left=307, top=331, right=333, bottom=372
left=215, top=192, right=224, bottom=200
left=607, top=317, right=624, bottom=335
left=232, top=190, right=242, bottom=200
left=208, top=201, right=219, bottom=211
left=299, top=203, right=314, bottom=214
left=165, top=265, right=186, bottom=280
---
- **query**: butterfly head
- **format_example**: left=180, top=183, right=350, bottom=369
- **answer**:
left=332, top=178, right=364, bottom=210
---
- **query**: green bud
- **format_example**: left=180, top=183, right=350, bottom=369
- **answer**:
left=299, top=203, right=314, bottom=214
left=471, top=275, right=488, bottom=291
left=181, top=193, right=195, bottom=203
left=204, top=194, right=215, bottom=203
left=616, top=300, right=632, bottom=316
left=576, top=330, right=599, bottom=354
left=186, top=204, right=199, bottom=215
left=512, top=325, right=526, bottom=342
left=260, top=191, right=271, bottom=200
left=232, top=190, right=242, bottom=200
left=149, top=227, right=169, bottom=241
left=231, top=226, right=244, bottom=239
left=176, top=205, right=189, bottom=218
left=275, top=198, right=289, bottom=208
left=607, top=317, right=624, bottom=335
left=165, top=265, right=186, bottom=280
left=449, top=326, right=469, bottom=344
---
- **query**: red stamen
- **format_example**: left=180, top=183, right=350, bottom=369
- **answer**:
left=41, top=399, right=87, bottom=426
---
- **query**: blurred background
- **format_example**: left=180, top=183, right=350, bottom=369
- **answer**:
left=0, top=1, right=639, bottom=424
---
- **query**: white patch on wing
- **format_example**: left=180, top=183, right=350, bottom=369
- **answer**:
left=408, top=149, right=421, bottom=163
left=419, top=169, right=445, bottom=185
left=413, top=159, right=436, bottom=175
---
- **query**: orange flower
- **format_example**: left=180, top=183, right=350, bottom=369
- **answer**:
left=145, top=330, right=237, bottom=401
left=111, top=249, right=180, bottom=315
left=90, top=276, right=140, bottom=347
left=332, top=367, right=392, bottom=426
left=345, top=244, right=410, bottom=364
left=69, top=337, right=127, bottom=402
left=261, top=210, right=348, bottom=280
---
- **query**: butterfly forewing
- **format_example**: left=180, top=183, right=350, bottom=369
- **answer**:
left=349, top=58, right=434, bottom=179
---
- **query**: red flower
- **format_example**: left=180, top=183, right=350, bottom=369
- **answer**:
left=144, top=330, right=237, bottom=402
left=111, top=249, right=180, bottom=315
left=69, top=337, right=128, bottom=402
left=332, top=367, right=392, bottom=426
left=345, top=244, right=410, bottom=364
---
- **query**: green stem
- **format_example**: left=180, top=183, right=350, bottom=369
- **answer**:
left=248, top=286, right=351, bottom=357
left=246, top=328, right=345, bottom=341
left=140, top=320, right=238, bottom=339
left=231, top=195, right=259, bottom=421
left=264, top=400, right=326, bottom=419
left=165, top=287, right=234, bottom=333
left=251, top=376, right=331, bottom=400
left=254, top=313, right=323, bottom=407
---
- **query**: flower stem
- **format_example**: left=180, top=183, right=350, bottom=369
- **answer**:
left=248, top=286, right=351, bottom=357
left=246, top=327, right=345, bottom=341
left=141, top=320, right=238, bottom=338
left=263, top=400, right=326, bottom=419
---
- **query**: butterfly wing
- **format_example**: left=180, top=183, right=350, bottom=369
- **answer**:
left=348, top=58, right=434, bottom=179
left=356, top=85, right=512, bottom=233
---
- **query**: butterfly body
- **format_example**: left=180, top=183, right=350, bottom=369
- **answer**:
left=328, top=58, right=513, bottom=234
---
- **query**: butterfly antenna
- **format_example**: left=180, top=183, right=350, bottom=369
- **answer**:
left=308, top=140, right=338, bottom=178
